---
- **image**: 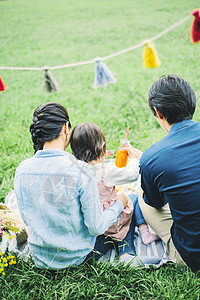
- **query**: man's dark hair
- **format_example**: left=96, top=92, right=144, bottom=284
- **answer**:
left=30, top=102, right=71, bottom=153
left=70, top=122, right=106, bottom=163
left=148, top=75, right=196, bottom=124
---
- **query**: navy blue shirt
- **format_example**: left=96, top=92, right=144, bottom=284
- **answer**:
left=140, top=119, right=200, bottom=271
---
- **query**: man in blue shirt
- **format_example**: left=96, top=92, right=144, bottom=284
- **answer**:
left=137, top=75, right=200, bottom=271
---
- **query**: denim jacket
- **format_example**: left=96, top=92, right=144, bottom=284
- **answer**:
left=14, top=149, right=123, bottom=269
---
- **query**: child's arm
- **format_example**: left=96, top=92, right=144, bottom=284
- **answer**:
left=102, top=158, right=140, bottom=187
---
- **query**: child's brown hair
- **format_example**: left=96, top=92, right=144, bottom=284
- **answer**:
left=70, top=122, right=106, bottom=162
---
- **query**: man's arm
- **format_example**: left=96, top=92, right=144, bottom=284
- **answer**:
left=140, top=160, right=166, bottom=209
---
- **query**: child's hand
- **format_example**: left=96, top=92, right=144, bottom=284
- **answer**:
left=121, top=145, right=143, bottom=160
left=105, top=150, right=114, bottom=158
left=117, top=192, right=128, bottom=208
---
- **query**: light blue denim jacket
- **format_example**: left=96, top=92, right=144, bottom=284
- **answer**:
left=14, top=149, right=123, bottom=269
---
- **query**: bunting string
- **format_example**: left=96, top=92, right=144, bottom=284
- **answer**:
left=102, top=16, right=191, bottom=61
left=0, top=13, right=198, bottom=91
left=0, top=15, right=191, bottom=71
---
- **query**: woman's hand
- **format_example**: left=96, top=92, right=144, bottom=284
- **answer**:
left=121, top=145, right=143, bottom=160
left=117, top=192, right=128, bottom=208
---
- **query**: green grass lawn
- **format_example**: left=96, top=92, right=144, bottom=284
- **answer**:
left=1, top=0, right=200, bottom=298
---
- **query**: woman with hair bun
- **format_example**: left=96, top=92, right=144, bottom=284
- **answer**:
left=14, top=102, right=128, bottom=269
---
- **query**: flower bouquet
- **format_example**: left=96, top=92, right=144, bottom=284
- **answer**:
left=0, top=204, right=20, bottom=234
left=0, top=205, right=18, bottom=276
left=0, top=204, right=28, bottom=276
left=0, top=204, right=28, bottom=246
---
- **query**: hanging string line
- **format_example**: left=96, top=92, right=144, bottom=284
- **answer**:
left=102, top=15, right=190, bottom=61
left=0, top=15, right=190, bottom=71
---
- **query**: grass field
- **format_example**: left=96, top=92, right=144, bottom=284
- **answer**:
left=1, top=0, right=200, bottom=298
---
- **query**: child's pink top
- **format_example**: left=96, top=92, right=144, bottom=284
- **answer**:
left=97, top=168, right=133, bottom=240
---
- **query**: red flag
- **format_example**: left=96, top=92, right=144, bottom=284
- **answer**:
left=0, top=76, right=8, bottom=92
left=191, top=9, right=200, bottom=44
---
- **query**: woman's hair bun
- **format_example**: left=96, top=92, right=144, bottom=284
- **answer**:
left=30, top=103, right=70, bottom=153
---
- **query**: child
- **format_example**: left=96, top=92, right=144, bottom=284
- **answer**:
left=70, top=122, right=160, bottom=261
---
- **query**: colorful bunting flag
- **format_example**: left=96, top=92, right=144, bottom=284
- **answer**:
left=190, top=9, right=200, bottom=44
left=143, top=43, right=160, bottom=68
left=43, top=69, right=59, bottom=93
left=93, top=58, right=117, bottom=88
left=0, top=76, right=8, bottom=92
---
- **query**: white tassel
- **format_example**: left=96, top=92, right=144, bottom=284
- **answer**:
left=93, top=58, right=117, bottom=88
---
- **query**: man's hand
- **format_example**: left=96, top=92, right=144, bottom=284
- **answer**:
left=121, top=145, right=143, bottom=160
left=117, top=192, right=128, bottom=208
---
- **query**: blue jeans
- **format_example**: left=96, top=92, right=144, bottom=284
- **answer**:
left=118, top=193, right=145, bottom=256
left=130, top=193, right=145, bottom=227
left=85, top=235, right=117, bottom=263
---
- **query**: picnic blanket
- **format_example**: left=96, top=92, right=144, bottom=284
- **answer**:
left=3, top=190, right=171, bottom=268
left=99, top=228, right=170, bottom=268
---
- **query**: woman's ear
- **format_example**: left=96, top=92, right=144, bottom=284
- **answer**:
left=63, top=121, right=70, bottom=136
left=63, top=122, right=71, bottom=150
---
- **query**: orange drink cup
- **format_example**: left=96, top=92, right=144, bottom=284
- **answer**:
left=115, top=149, right=128, bottom=168
left=115, top=139, right=130, bottom=168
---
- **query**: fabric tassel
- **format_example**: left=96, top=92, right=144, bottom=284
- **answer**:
left=143, top=43, right=160, bottom=68
left=190, top=9, right=200, bottom=44
left=93, top=58, right=117, bottom=88
left=0, top=75, right=8, bottom=92
left=43, top=68, right=59, bottom=93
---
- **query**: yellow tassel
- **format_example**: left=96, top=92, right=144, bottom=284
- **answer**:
left=143, top=43, right=160, bottom=68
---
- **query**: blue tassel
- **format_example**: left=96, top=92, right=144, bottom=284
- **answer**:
left=93, top=58, right=117, bottom=88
